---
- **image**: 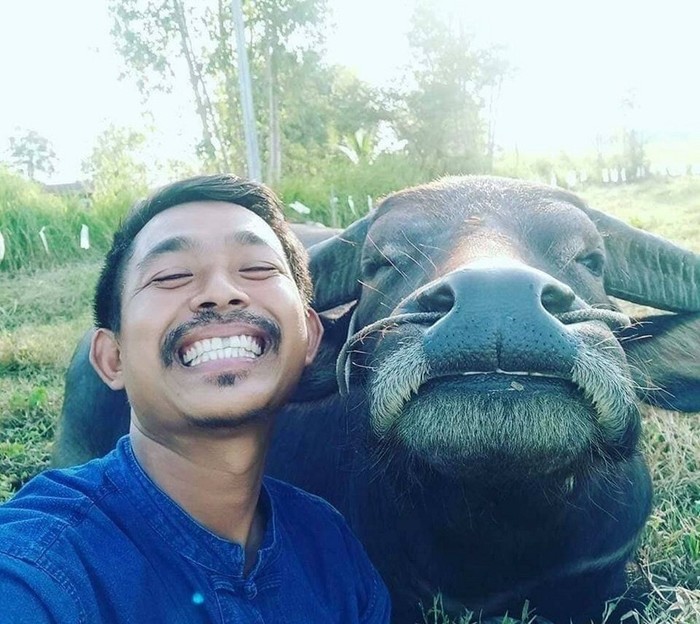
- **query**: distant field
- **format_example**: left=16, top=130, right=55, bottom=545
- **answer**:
left=580, top=177, right=700, bottom=252
left=0, top=177, right=698, bottom=623
left=645, top=137, right=700, bottom=171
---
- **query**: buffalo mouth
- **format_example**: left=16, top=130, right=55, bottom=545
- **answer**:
left=374, top=372, right=599, bottom=481
left=354, top=318, right=642, bottom=481
left=437, top=369, right=569, bottom=390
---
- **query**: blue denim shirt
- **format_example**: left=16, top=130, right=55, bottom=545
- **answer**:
left=0, top=436, right=390, bottom=623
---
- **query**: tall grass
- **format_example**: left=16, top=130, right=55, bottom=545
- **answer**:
left=0, top=159, right=431, bottom=272
left=5, top=162, right=698, bottom=274
left=277, top=153, right=436, bottom=226
left=0, top=168, right=129, bottom=272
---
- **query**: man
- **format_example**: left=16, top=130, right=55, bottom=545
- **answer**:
left=0, top=175, right=391, bottom=623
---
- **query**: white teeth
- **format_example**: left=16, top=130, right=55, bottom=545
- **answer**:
left=181, top=334, right=264, bottom=367
left=459, top=370, right=564, bottom=379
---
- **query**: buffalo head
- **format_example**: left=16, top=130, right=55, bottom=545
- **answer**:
left=293, top=177, right=698, bottom=485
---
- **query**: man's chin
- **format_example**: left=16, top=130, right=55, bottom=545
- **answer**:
left=184, top=408, right=272, bottom=431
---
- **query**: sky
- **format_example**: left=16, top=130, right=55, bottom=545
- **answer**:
left=1, top=0, right=699, bottom=183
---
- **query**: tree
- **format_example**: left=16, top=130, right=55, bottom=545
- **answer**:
left=81, top=126, right=148, bottom=202
left=110, top=0, right=232, bottom=170
left=618, top=91, right=647, bottom=180
left=243, top=0, right=328, bottom=184
left=8, top=130, right=57, bottom=180
left=108, top=0, right=344, bottom=184
left=389, top=3, right=509, bottom=175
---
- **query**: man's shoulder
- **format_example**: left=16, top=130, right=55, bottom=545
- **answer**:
left=263, top=476, right=345, bottom=524
left=263, top=477, right=392, bottom=622
left=263, top=476, right=360, bottom=555
left=0, top=453, right=120, bottom=564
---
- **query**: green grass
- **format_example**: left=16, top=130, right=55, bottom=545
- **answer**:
left=0, top=260, right=98, bottom=499
left=580, top=178, right=700, bottom=253
left=644, top=138, right=700, bottom=170
left=0, top=177, right=698, bottom=622
left=0, top=168, right=124, bottom=273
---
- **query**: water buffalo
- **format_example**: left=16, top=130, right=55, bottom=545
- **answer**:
left=54, top=176, right=700, bottom=623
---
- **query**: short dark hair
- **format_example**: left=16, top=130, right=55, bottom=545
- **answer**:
left=94, top=174, right=312, bottom=332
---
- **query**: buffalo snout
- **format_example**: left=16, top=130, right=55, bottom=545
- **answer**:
left=395, top=260, right=582, bottom=377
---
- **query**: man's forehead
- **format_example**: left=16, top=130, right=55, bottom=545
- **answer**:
left=131, top=200, right=285, bottom=260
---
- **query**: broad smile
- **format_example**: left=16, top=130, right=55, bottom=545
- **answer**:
left=181, top=334, right=265, bottom=367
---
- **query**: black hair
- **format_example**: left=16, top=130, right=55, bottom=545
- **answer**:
left=94, top=174, right=312, bottom=332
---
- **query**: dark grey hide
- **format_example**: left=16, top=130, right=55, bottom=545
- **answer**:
left=55, top=177, right=700, bottom=624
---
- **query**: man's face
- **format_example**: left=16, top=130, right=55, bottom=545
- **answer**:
left=91, top=201, right=321, bottom=438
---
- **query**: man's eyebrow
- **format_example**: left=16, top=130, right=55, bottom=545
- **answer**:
left=224, top=230, right=275, bottom=249
left=135, top=230, right=281, bottom=273
left=136, top=236, right=200, bottom=272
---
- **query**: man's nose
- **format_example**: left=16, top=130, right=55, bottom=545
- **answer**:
left=189, top=272, right=250, bottom=312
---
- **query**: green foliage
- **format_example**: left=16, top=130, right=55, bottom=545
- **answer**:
left=81, top=125, right=148, bottom=202
left=0, top=168, right=111, bottom=272
left=0, top=375, right=61, bottom=500
left=108, top=0, right=340, bottom=179
left=0, top=260, right=97, bottom=498
left=277, top=153, right=431, bottom=226
left=580, top=178, right=700, bottom=252
left=421, top=594, right=538, bottom=623
left=336, top=128, right=378, bottom=166
left=106, top=1, right=502, bottom=185
left=387, top=2, right=509, bottom=174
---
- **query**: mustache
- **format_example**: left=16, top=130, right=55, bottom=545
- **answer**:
left=161, top=309, right=281, bottom=367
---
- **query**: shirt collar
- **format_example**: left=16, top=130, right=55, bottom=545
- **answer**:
left=106, top=436, right=281, bottom=578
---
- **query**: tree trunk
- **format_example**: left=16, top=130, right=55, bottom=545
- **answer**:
left=170, top=0, right=221, bottom=168
left=266, top=45, right=282, bottom=185
left=218, top=0, right=245, bottom=169
left=486, top=76, right=502, bottom=173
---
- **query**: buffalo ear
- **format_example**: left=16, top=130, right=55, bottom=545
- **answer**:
left=579, top=205, right=700, bottom=312
left=289, top=304, right=355, bottom=402
left=619, top=312, right=700, bottom=412
left=308, top=215, right=371, bottom=311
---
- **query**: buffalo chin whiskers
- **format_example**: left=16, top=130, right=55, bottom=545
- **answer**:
left=571, top=347, right=640, bottom=444
left=369, top=340, right=430, bottom=435
left=336, top=312, right=442, bottom=395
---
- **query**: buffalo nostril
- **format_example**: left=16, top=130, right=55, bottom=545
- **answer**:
left=417, top=283, right=455, bottom=314
left=541, top=284, right=576, bottom=315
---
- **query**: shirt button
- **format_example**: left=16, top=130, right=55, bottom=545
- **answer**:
left=243, top=581, right=257, bottom=600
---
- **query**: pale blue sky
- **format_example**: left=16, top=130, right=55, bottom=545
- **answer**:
left=1, top=0, right=698, bottom=183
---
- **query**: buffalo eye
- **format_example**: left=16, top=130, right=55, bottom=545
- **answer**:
left=577, top=251, right=605, bottom=277
left=361, top=253, right=394, bottom=278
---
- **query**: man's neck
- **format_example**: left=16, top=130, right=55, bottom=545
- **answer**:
left=129, top=420, right=271, bottom=571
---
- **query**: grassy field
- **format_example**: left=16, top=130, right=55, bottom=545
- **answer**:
left=0, top=177, right=698, bottom=623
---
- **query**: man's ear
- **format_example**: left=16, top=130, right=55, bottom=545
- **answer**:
left=304, top=308, right=324, bottom=366
left=90, top=328, right=126, bottom=390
